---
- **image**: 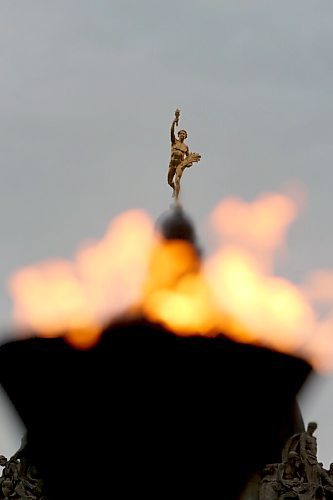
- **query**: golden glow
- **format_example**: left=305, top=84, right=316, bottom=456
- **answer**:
left=9, top=209, right=155, bottom=348
left=142, top=240, right=219, bottom=334
left=8, top=192, right=333, bottom=371
left=205, top=247, right=315, bottom=350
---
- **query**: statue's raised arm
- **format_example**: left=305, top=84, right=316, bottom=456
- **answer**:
left=170, top=108, right=180, bottom=145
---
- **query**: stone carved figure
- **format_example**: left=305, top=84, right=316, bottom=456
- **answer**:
left=317, top=463, right=333, bottom=499
left=259, top=463, right=280, bottom=500
left=260, top=423, right=332, bottom=500
left=0, top=455, right=20, bottom=499
left=328, top=463, right=333, bottom=479
left=324, top=462, right=333, bottom=496
left=300, top=423, right=319, bottom=485
left=167, top=108, right=201, bottom=201
left=0, top=437, right=45, bottom=499
left=277, top=451, right=305, bottom=498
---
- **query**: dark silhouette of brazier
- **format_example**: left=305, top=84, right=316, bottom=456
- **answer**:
left=0, top=321, right=310, bottom=499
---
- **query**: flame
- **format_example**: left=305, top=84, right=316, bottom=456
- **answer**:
left=209, top=193, right=298, bottom=270
left=302, top=271, right=333, bottom=305
left=7, top=192, right=333, bottom=371
left=142, top=240, right=220, bottom=334
left=9, top=210, right=155, bottom=348
left=205, top=246, right=315, bottom=349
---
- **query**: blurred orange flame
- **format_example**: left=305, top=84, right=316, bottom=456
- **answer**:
left=9, top=210, right=155, bottom=348
left=7, top=192, right=333, bottom=371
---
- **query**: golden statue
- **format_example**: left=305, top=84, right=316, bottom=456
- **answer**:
left=167, top=109, right=201, bottom=201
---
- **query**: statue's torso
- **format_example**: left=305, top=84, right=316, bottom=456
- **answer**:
left=283, top=463, right=298, bottom=480
left=171, top=140, right=188, bottom=161
left=305, top=434, right=317, bottom=459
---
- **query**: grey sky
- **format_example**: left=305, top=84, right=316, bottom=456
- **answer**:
left=1, top=0, right=333, bottom=464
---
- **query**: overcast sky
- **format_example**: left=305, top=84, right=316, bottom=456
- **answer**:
left=1, top=0, right=333, bottom=466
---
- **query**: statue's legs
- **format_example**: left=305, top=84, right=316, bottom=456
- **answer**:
left=259, top=481, right=280, bottom=500
left=304, top=462, right=320, bottom=485
left=174, top=178, right=180, bottom=200
left=174, top=164, right=185, bottom=201
left=167, top=164, right=176, bottom=193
